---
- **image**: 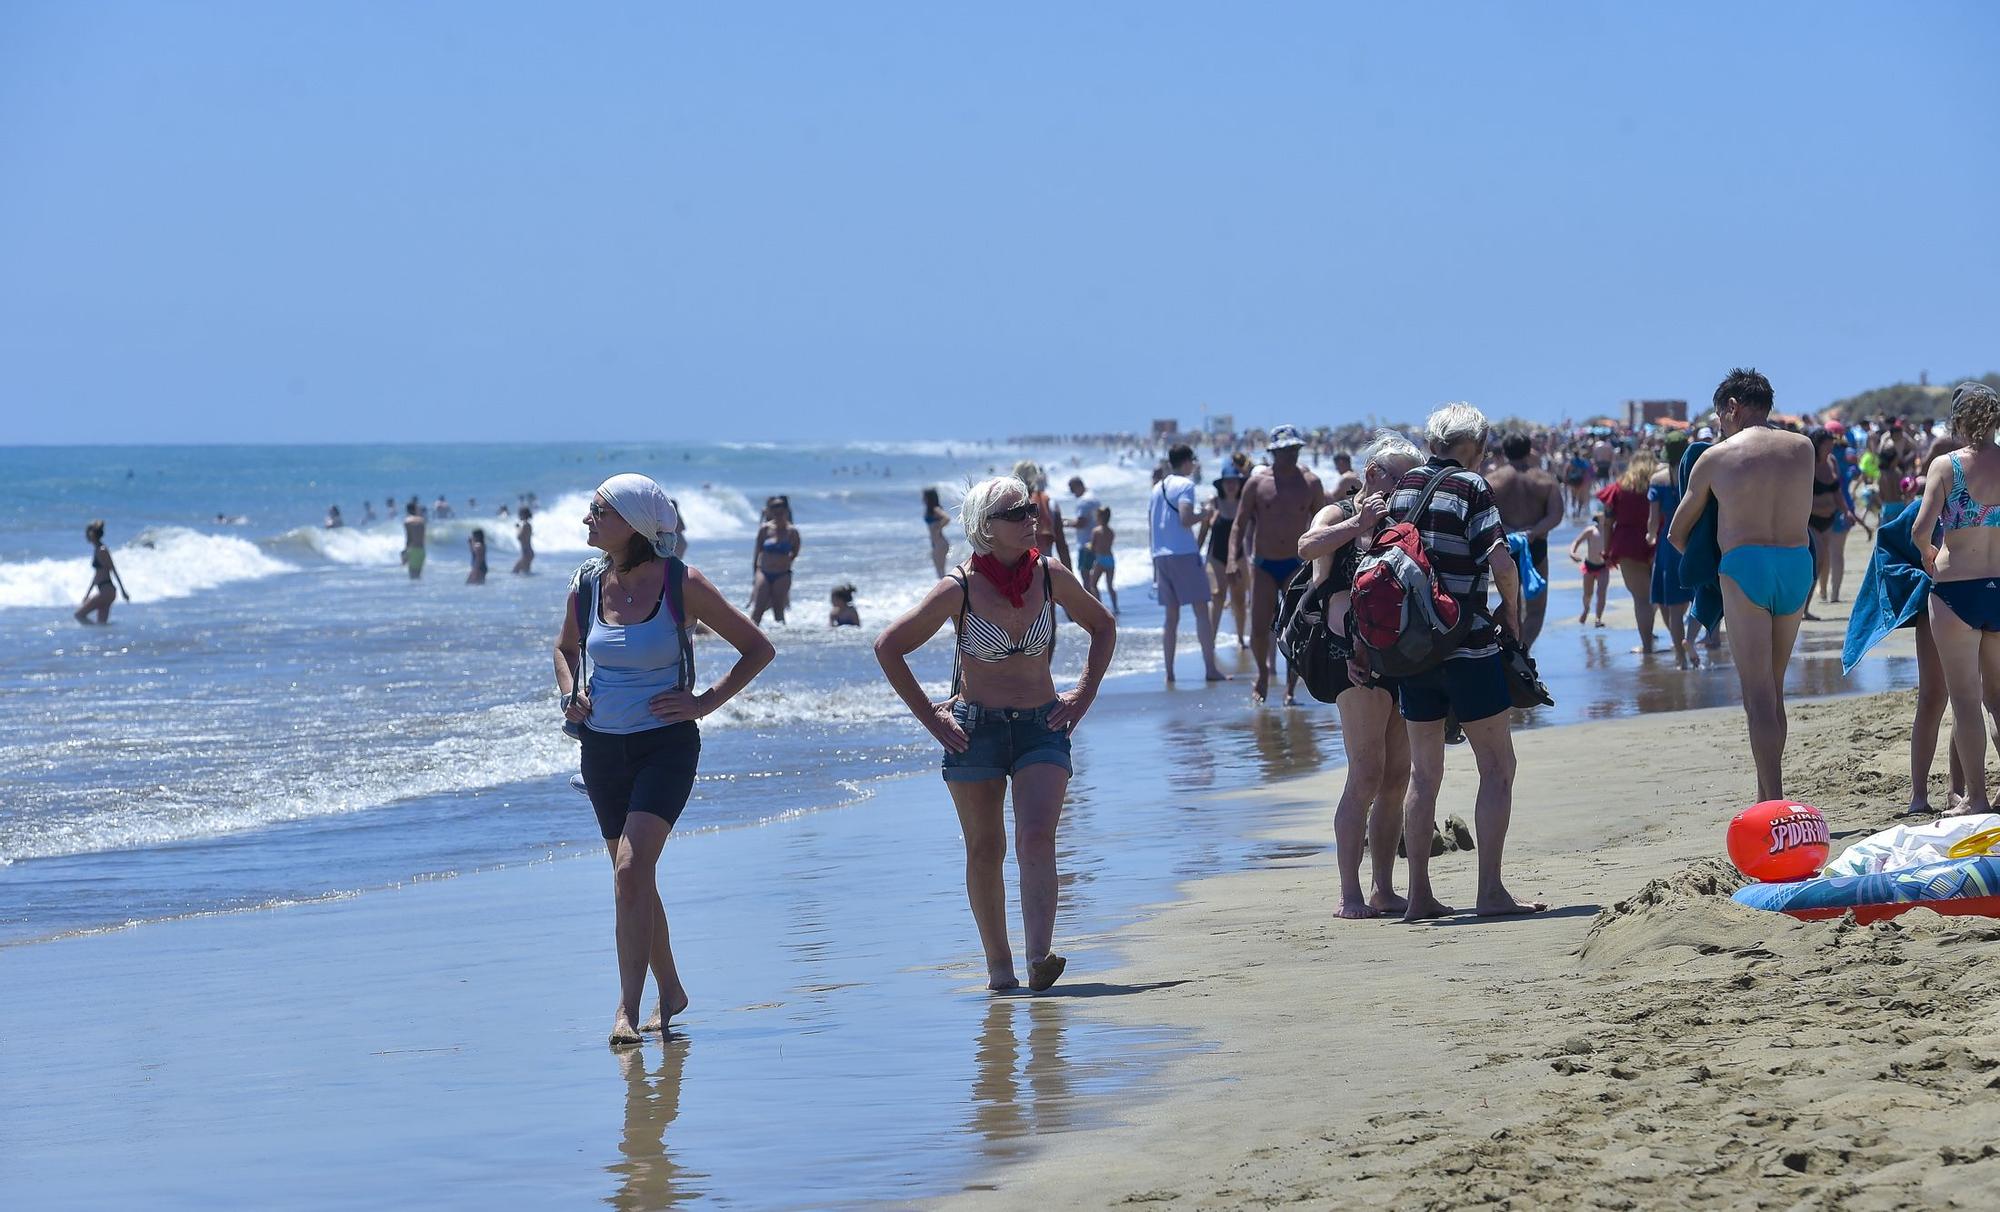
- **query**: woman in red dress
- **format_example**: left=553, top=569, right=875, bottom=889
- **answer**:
left=1597, top=453, right=1660, bottom=653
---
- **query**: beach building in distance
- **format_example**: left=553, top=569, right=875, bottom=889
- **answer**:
left=1624, top=398, right=1688, bottom=427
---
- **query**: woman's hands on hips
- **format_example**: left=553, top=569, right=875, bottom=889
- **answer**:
left=648, top=688, right=715, bottom=725
left=1047, top=687, right=1092, bottom=732
left=926, top=699, right=970, bottom=753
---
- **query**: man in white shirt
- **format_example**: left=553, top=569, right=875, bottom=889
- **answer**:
left=1149, top=444, right=1228, bottom=684
left=1068, top=476, right=1103, bottom=596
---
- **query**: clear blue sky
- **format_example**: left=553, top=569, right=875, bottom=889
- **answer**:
left=3, top=2, right=1996, bottom=444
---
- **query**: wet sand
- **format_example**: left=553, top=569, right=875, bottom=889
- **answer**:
left=941, top=684, right=2000, bottom=1201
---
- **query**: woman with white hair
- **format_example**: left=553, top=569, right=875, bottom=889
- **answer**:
left=1298, top=430, right=1424, bottom=918
left=874, top=475, right=1116, bottom=992
left=553, top=473, right=775, bottom=1045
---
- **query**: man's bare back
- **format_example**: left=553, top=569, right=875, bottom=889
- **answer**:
left=1693, top=428, right=1815, bottom=552
left=1486, top=462, right=1564, bottom=540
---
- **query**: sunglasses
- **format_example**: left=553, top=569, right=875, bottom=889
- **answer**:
left=587, top=500, right=611, bottom=520
left=989, top=502, right=1036, bottom=523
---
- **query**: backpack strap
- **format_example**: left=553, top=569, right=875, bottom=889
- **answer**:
left=948, top=567, right=970, bottom=698
left=572, top=564, right=599, bottom=691
left=665, top=556, right=695, bottom=693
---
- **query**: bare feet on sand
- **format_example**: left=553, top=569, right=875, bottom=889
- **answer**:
left=1475, top=892, right=1551, bottom=917
left=988, top=964, right=1021, bottom=992
left=1028, top=954, right=1067, bottom=992
left=1251, top=671, right=1269, bottom=703
left=1206, top=669, right=1231, bottom=682
left=1401, top=895, right=1454, bottom=923
left=1337, top=898, right=1378, bottom=920
left=609, top=1008, right=644, bottom=1048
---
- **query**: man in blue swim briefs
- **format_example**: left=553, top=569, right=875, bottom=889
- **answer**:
left=1668, top=367, right=1816, bottom=802
left=1230, top=423, right=1325, bottom=704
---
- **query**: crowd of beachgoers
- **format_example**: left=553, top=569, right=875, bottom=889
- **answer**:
left=60, top=371, right=2000, bottom=1049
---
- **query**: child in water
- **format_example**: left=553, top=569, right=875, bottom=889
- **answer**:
left=1568, top=510, right=1610, bottom=627
left=1089, top=506, right=1118, bottom=615
left=829, top=584, right=860, bottom=627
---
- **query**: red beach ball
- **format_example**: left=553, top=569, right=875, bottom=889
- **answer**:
left=1726, top=800, right=1830, bottom=882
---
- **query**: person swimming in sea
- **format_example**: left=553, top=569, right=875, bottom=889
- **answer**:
left=325, top=505, right=344, bottom=529
left=749, top=496, right=800, bottom=625
left=73, top=520, right=129, bottom=625
left=924, top=488, right=951, bottom=578
left=401, top=498, right=427, bottom=580
left=829, top=583, right=860, bottom=627
left=467, top=528, right=488, bottom=585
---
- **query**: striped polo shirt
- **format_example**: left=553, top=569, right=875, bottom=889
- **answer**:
left=1388, top=456, right=1505, bottom=661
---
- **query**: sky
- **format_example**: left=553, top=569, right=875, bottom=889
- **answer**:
left=3, top=2, right=1997, bottom=445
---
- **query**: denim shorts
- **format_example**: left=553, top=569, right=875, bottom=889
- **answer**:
left=941, top=700, right=1074, bottom=782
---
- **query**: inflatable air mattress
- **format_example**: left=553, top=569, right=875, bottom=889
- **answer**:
left=1732, top=854, right=2000, bottom=924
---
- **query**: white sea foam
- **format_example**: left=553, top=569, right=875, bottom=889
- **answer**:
left=535, top=483, right=762, bottom=554
left=0, top=527, right=293, bottom=609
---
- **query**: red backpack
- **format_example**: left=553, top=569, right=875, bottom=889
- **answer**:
left=1349, top=468, right=1474, bottom=678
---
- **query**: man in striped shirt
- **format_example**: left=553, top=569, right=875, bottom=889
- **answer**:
left=1388, top=403, right=1544, bottom=923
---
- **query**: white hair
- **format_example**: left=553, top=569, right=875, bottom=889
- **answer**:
left=961, top=476, right=1031, bottom=555
left=1424, top=402, right=1490, bottom=453
left=1360, top=429, right=1423, bottom=475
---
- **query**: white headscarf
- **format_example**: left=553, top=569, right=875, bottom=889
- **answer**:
left=596, top=474, right=682, bottom=559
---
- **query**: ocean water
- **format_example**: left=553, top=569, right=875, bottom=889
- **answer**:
left=0, top=441, right=1179, bottom=943
left=0, top=441, right=1921, bottom=947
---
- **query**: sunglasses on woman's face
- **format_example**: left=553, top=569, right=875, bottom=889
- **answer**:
left=989, top=502, right=1036, bottom=523
left=587, top=500, right=611, bottom=520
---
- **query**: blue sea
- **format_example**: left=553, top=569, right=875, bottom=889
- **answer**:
left=0, top=440, right=1188, bottom=944
left=0, top=440, right=1920, bottom=948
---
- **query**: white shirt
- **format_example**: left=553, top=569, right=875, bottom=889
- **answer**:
left=1148, top=475, right=1199, bottom=557
left=1071, top=493, right=1101, bottom=545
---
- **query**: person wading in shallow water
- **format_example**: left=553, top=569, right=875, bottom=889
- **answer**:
left=73, top=520, right=128, bottom=624
left=1232, top=424, right=1325, bottom=705
left=554, top=474, right=774, bottom=1047
left=873, top=475, right=1116, bottom=994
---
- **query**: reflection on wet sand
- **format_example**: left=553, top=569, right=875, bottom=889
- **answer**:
left=968, top=998, right=1075, bottom=1164
left=608, top=1034, right=702, bottom=1210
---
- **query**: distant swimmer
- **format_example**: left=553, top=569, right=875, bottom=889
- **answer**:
left=874, top=475, right=1117, bottom=992
left=553, top=474, right=775, bottom=1045
left=467, top=528, right=488, bottom=585
left=361, top=501, right=377, bottom=524
left=72, top=520, right=128, bottom=625
left=1668, top=368, right=1815, bottom=802
left=402, top=498, right=427, bottom=579
left=324, top=505, right=344, bottom=529
left=433, top=495, right=452, bottom=519
left=924, top=488, right=951, bottom=578
left=829, top=583, right=860, bottom=627
left=749, top=496, right=799, bottom=625
left=511, top=508, right=535, bottom=575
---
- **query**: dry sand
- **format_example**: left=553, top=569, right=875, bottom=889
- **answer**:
left=941, top=686, right=2000, bottom=1209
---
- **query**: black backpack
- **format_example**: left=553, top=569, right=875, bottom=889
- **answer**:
left=1272, top=562, right=1353, bottom=705
left=563, top=556, right=695, bottom=739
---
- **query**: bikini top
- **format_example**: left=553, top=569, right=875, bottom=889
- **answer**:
left=951, top=561, right=1056, bottom=662
left=1813, top=477, right=1839, bottom=496
left=1943, top=455, right=2000, bottom=531
left=761, top=530, right=796, bottom=555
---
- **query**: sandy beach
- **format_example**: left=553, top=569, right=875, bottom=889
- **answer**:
left=941, top=673, right=2000, bottom=1208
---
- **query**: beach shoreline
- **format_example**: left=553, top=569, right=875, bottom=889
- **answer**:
left=937, top=685, right=2000, bottom=1208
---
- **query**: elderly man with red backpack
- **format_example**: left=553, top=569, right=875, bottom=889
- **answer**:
left=1353, top=403, right=1547, bottom=923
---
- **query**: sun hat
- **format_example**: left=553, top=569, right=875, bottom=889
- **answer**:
left=1212, top=463, right=1246, bottom=491
left=1267, top=424, right=1306, bottom=450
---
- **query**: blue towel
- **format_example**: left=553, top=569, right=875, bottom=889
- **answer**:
left=1506, top=532, right=1547, bottom=601
left=1675, top=441, right=1725, bottom=630
left=1841, top=500, right=1935, bottom=674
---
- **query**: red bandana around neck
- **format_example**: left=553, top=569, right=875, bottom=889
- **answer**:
left=972, top=548, right=1041, bottom=608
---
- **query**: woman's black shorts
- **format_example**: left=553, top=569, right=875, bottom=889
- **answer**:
left=579, top=722, right=700, bottom=839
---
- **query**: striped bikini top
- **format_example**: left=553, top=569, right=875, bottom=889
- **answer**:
left=952, top=560, right=1056, bottom=662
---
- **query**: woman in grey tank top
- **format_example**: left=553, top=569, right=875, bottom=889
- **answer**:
left=553, top=474, right=774, bottom=1047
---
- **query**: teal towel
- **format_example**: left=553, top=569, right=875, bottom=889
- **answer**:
left=1676, top=441, right=1724, bottom=630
